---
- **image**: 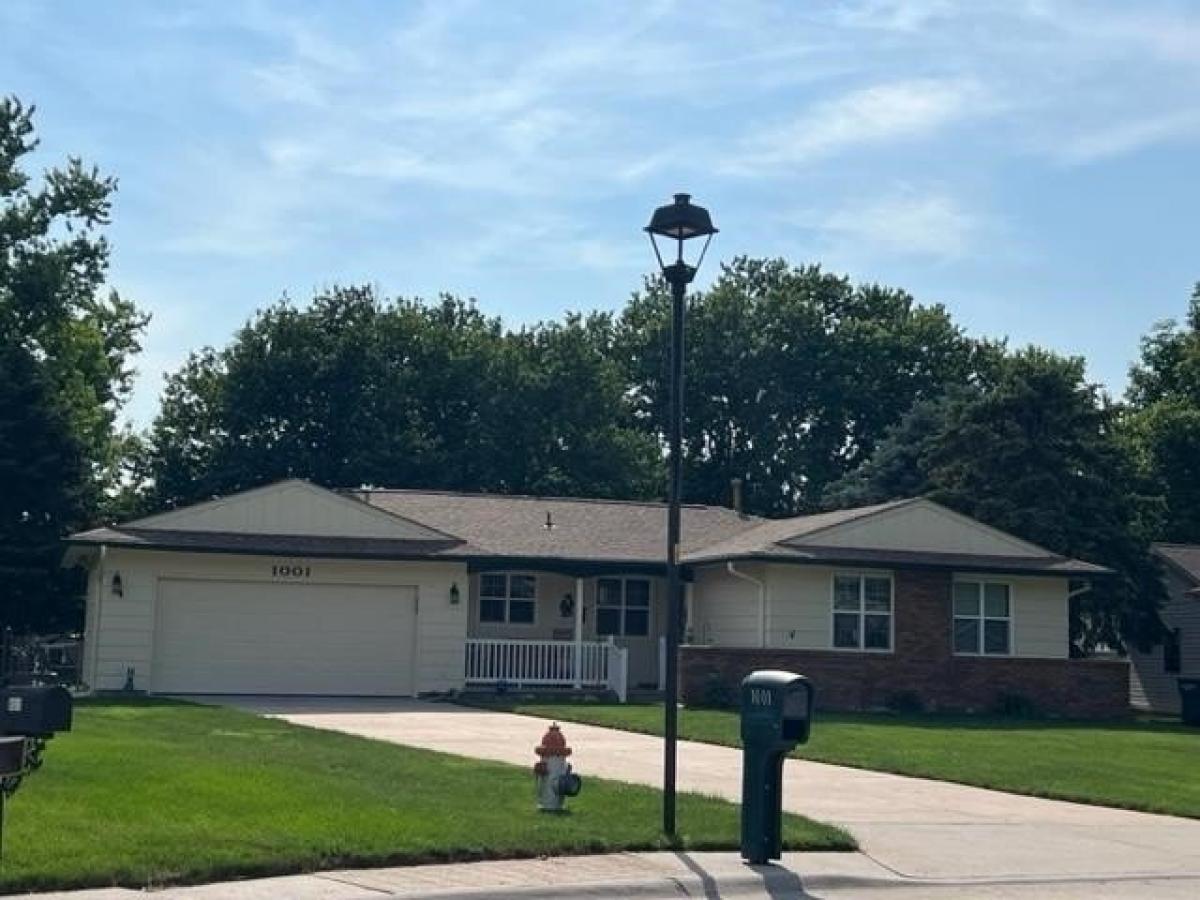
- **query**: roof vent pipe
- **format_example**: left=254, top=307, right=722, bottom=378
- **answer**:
left=730, top=478, right=744, bottom=517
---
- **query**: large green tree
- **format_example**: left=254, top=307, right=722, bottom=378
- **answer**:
left=826, top=349, right=1165, bottom=653
left=617, top=257, right=1003, bottom=515
left=0, top=97, right=146, bottom=630
left=1123, top=285, right=1200, bottom=543
left=0, top=343, right=88, bottom=631
left=143, top=286, right=658, bottom=507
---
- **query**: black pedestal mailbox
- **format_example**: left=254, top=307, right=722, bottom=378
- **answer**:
left=0, top=686, right=73, bottom=858
left=0, top=686, right=74, bottom=737
left=0, top=736, right=25, bottom=778
left=740, top=670, right=814, bottom=865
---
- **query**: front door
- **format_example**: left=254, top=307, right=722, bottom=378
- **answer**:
left=596, top=576, right=658, bottom=688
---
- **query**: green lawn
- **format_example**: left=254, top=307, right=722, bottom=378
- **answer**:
left=475, top=700, right=1200, bottom=819
left=0, top=699, right=850, bottom=893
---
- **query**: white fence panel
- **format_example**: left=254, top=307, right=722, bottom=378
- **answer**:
left=465, top=639, right=614, bottom=690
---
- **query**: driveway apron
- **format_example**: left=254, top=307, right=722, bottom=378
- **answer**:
left=224, top=697, right=1200, bottom=881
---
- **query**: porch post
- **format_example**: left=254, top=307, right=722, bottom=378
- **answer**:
left=573, top=576, right=585, bottom=689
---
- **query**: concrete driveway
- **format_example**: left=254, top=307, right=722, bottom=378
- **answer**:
left=226, top=697, right=1200, bottom=883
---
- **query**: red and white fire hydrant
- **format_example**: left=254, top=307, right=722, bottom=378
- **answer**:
left=533, top=723, right=582, bottom=812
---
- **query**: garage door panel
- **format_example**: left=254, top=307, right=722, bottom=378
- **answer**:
left=154, top=579, right=416, bottom=695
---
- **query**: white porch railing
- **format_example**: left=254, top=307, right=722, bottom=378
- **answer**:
left=465, top=638, right=628, bottom=702
left=465, top=638, right=608, bottom=687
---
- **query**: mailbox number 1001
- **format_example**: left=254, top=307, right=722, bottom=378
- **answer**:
left=272, top=565, right=311, bottom=578
left=748, top=688, right=774, bottom=707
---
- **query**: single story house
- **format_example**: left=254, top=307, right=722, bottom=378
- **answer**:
left=65, top=479, right=1128, bottom=716
left=1130, top=543, right=1200, bottom=714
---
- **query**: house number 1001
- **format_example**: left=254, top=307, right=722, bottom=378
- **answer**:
left=272, top=565, right=311, bottom=578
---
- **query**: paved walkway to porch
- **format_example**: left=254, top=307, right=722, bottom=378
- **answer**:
left=226, top=697, right=1200, bottom=883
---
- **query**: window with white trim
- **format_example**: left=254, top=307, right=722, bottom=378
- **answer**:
left=596, top=577, right=651, bottom=637
left=832, top=573, right=892, bottom=650
left=479, top=573, right=536, bottom=624
left=953, top=580, right=1011, bottom=655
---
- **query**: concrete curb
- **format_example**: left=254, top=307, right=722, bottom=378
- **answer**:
left=341, top=870, right=1200, bottom=900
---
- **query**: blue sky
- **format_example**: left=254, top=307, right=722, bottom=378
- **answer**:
left=3, top=1, right=1198, bottom=426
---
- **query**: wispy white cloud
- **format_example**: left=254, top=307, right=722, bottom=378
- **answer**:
left=1053, top=109, right=1200, bottom=165
left=723, top=78, right=989, bottom=175
left=812, top=187, right=985, bottom=261
left=10, top=0, right=1200, bottom=426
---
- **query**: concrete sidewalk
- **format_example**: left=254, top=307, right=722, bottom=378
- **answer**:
left=229, top=697, right=1200, bottom=883
left=34, top=850, right=1200, bottom=899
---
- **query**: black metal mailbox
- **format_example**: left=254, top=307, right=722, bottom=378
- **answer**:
left=0, top=736, right=24, bottom=778
left=0, top=686, right=73, bottom=737
left=740, top=670, right=814, bottom=865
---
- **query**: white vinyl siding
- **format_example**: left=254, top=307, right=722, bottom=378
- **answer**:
left=1010, top=577, right=1069, bottom=658
left=764, top=566, right=830, bottom=649
left=690, top=565, right=764, bottom=646
left=791, top=500, right=1046, bottom=557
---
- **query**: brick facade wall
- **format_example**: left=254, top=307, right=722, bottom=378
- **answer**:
left=681, top=568, right=1129, bottom=718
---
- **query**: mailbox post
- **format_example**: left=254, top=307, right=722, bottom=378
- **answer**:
left=0, top=685, right=74, bottom=860
left=740, top=670, right=813, bottom=865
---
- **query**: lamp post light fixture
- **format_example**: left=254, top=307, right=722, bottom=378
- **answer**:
left=644, top=192, right=717, bottom=838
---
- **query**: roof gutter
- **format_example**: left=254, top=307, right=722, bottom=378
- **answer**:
left=726, top=561, right=767, bottom=648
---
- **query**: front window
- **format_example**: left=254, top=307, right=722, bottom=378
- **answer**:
left=478, top=573, right=536, bottom=624
left=954, top=580, right=1011, bottom=655
left=597, top=577, right=651, bottom=637
left=832, top=573, right=892, bottom=651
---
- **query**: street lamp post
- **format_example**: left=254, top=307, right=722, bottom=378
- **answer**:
left=644, top=193, right=717, bottom=838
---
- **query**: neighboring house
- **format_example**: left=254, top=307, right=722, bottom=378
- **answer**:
left=64, top=479, right=1128, bottom=717
left=1130, top=544, right=1200, bottom=715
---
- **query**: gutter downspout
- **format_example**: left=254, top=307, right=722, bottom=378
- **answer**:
left=1067, top=581, right=1093, bottom=601
left=1066, top=580, right=1093, bottom=658
left=727, top=561, right=767, bottom=648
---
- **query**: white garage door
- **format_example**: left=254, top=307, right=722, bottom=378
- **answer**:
left=153, top=579, right=417, bottom=695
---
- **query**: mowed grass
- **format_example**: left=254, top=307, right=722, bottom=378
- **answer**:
left=0, top=699, right=851, bottom=893
left=478, top=700, right=1200, bottom=819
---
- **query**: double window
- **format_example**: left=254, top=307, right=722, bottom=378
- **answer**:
left=479, top=573, right=536, bottom=624
left=954, top=580, right=1011, bottom=655
left=597, top=577, right=651, bottom=637
left=832, top=573, right=892, bottom=651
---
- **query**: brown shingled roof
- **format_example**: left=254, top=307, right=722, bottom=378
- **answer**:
left=65, top=480, right=1110, bottom=578
left=352, top=489, right=762, bottom=564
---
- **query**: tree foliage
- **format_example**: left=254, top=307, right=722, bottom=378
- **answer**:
left=616, top=258, right=1003, bottom=514
left=142, top=286, right=658, bottom=508
left=1124, top=285, right=1200, bottom=543
left=0, top=96, right=146, bottom=630
left=827, top=349, right=1166, bottom=652
left=0, top=343, right=88, bottom=630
